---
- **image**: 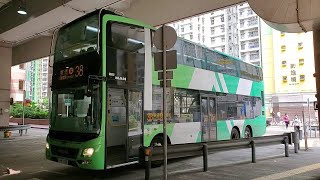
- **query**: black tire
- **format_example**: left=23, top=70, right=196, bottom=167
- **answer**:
left=230, top=128, right=240, bottom=139
left=244, top=127, right=252, bottom=138
left=150, top=136, right=164, bottom=167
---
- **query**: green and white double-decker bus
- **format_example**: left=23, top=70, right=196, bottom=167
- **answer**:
left=46, top=9, right=266, bottom=170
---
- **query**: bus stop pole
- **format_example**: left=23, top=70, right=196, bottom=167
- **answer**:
left=302, top=111, right=308, bottom=150
left=22, top=90, right=26, bottom=125
left=308, top=98, right=311, bottom=136
left=162, top=25, right=168, bottom=180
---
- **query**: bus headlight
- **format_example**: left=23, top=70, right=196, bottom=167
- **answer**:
left=82, top=148, right=94, bottom=157
left=46, top=142, right=49, bottom=150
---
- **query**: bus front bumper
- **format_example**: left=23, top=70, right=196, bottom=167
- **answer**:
left=46, top=136, right=104, bottom=170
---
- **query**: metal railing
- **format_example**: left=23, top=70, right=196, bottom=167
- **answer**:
left=144, top=132, right=299, bottom=180
left=0, top=125, right=31, bottom=136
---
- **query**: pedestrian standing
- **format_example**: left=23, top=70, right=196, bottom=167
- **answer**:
left=293, top=115, right=301, bottom=131
left=283, top=113, right=289, bottom=129
left=271, top=111, right=276, bottom=125
left=277, top=111, right=281, bottom=124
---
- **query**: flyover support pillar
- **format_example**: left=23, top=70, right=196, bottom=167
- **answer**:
left=0, top=45, right=12, bottom=127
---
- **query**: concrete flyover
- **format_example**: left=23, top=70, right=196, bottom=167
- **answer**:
left=248, top=0, right=320, bottom=33
left=0, top=0, right=245, bottom=127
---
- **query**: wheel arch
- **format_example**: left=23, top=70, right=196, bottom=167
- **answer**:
left=149, top=133, right=172, bottom=146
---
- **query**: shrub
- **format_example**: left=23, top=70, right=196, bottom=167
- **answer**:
left=10, top=102, right=48, bottom=119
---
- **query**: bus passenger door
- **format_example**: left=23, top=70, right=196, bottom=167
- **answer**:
left=106, top=88, right=128, bottom=166
left=201, top=97, right=209, bottom=142
left=201, top=96, right=217, bottom=142
left=127, top=90, right=143, bottom=161
left=208, top=97, right=217, bottom=141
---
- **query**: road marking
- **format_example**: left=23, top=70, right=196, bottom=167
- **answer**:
left=29, top=170, right=66, bottom=175
left=253, top=163, right=320, bottom=180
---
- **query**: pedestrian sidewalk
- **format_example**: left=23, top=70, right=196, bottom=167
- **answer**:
left=9, top=123, right=48, bottom=129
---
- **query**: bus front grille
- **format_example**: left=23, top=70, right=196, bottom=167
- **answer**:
left=51, top=145, right=79, bottom=159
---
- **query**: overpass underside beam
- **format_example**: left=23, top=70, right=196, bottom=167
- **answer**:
left=0, top=46, right=12, bottom=127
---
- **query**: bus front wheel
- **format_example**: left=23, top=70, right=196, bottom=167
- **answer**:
left=231, top=128, right=240, bottom=139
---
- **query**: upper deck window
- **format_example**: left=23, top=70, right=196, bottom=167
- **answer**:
left=55, top=15, right=99, bottom=62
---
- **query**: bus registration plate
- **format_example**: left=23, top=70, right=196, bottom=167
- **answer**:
left=58, top=158, right=68, bottom=165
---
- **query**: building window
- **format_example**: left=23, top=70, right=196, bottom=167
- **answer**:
left=198, top=34, right=200, bottom=41
left=198, top=24, right=200, bottom=31
left=211, top=27, right=215, bottom=35
left=211, top=37, right=215, bottom=44
left=299, top=58, right=304, bottom=65
left=282, top=60, right=287, bottom=66
left=241, top=33, right=245, bottom=39
left=221, top=47, right=225, bottom=52
left=181, top=27, right=184, bottom=32
left=211, top=17, right=214, bottom=25
left=248, top=19, right=258, bottom=26
left=298, top=42, right=303, bottom=49
left=228, top=36, right=231, bottom=40
left=249, top=40, right=259, bottom=48
left=241, top=44, right=245, bottom=50
left=202, top=17, right=205, bottom=24
left=202, top=27, right=204, bottom=33
left=221, top=37, right=225, bottom=42
left=250, top=51, right=259, bottom=60
left=221, top=15, right=224, bottom=22
left=248, top=30, right=258, bottom=37
left=228, top=15, right=231, bottom=20
left=282, top=76, right=288, bottom=82
left=221, top=26, right=225, bottom=32
left=190, top=33, right=193, bottom=40
left=19, top=80, right=24, bottom=90
left=19, top=64, right=25, bottom=69
left=300, top=75, right=305, bottom=81
left=228, top=25, right=231, bottom=30
left=190, top=24, right=193, bottom=30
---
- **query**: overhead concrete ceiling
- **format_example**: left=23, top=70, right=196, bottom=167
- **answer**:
left=0, top=0, right=10, bottom=9
left=248, top=0, right=320, bottom=33
left=0, top=0, right=245, bottom=46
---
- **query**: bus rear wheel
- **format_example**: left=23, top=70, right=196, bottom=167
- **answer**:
left=150, top=136, right=164, bottom=167
left=231, top=128, right=240, bottom=139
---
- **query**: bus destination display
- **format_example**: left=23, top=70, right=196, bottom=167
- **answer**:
left=59, top=65, right=84, bottom=81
